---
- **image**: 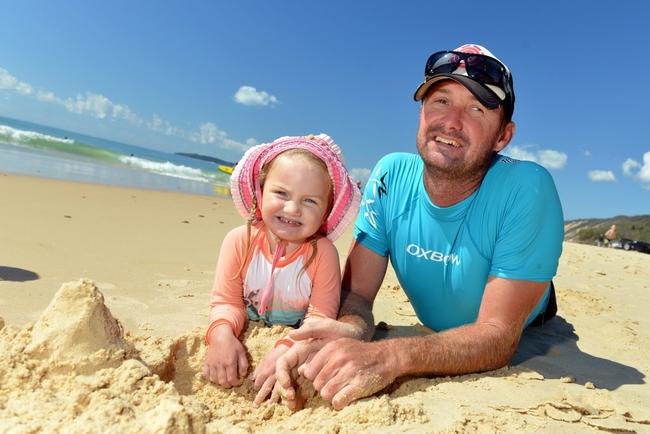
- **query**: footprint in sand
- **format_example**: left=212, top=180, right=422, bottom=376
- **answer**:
left=156, top=279, right=191, bottom=288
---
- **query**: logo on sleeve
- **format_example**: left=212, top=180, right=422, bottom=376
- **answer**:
left=362, top=164, right=388, bottom=230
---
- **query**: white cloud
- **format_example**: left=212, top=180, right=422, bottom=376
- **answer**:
left=112, top=103, right=141, bottom=124
left=588, top=170, right=616, bottom=182
left=191, top=122, right=225, bottom=144
left=234, top=85, right=279, bottom=107
left=0, top=67, right=33, bottom=95
left=36, top=90, right=58, bottom=103
left=537, top=150, right=568, bottom=170
left=64, top=92, right=112, bottom=119
left=189, top=122, right=253, bottom=152
left=502, top=145, right=567, bottom=170
left=350, top=168, right=371, bottom=188
left=622, top=157, right=641, bottom=177
left=622, top=152, right=650, bottom=189
left=639, top=152, right=650, bottom=183
left=148, top=114, right=182, bottom=136
left=0, top=64, right=253, bottom=154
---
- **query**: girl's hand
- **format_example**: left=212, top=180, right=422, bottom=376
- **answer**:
left=251, top=343, right=291, bottom=407
left=203, top=325, right=249, bottom=388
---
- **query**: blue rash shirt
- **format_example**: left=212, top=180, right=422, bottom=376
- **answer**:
left=354, top=152, right=564, bottom=331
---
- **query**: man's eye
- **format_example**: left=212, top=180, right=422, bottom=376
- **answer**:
left=469, top=106, right=485, bottom=115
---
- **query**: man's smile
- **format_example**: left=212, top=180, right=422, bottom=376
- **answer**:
left=434, top=136, right=461, bottom=148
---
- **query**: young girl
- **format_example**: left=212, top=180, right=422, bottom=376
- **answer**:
left=202, top=133, right=360, bottom=405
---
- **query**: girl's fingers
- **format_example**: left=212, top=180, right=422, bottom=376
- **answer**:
left=252, top=375, right=276, bottom=407
left=238, top=350, right=249, bottom=378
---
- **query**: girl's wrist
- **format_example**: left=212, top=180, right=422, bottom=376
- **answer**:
left=210, top=323, right=236, bottom=343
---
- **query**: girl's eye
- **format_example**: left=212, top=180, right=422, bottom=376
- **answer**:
left=273, top=190, right=288, bottom=197
left=304, top=198, right=317, bottom=205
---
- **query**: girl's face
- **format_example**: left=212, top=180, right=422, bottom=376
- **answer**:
left=261, top=153, right=331, bottom=244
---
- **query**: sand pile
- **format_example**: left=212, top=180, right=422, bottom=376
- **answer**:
left=25, top=279, right=137, bottom=373
left=0, top=280, right=206, bottom=433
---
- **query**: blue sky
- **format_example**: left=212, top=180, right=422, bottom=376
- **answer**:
left=1, top=0, right=649, bottom=220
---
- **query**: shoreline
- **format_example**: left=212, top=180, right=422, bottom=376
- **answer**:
left=0, top=141, right=229, bottom=198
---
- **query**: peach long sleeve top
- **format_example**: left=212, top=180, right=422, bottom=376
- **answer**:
left=206, top=224, right=341, bottom=342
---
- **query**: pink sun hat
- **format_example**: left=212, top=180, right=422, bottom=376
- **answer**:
left=230, top=133, right=361, bottom=242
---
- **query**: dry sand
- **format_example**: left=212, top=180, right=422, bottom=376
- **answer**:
left=1, top=173, right=649, bottom=433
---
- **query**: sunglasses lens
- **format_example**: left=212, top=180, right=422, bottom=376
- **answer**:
left=425, top=52, right=459, bottom=75
left=425, top=51, right=506, bottom=88
left=464, top=55, right=505, bottom=86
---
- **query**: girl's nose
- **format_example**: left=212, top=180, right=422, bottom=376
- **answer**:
left=284, top=200, right=301, bottom=215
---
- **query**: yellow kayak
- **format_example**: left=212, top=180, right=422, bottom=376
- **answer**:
left=218, top=164, right=234, bottom=175
left=214, top=185, right=231, bottom=196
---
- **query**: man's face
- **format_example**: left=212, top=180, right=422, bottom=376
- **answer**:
left=416, top=80, right=513, bottom=179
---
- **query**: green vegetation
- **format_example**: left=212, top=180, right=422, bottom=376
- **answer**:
left=565, top=215, right=650, bottom=244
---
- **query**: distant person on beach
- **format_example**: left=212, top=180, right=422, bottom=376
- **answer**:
left=202, top=134, right=360, bottom=405
left=604, top=224, right=617, bottom=246
left=274, top=44, right=564, bottom=410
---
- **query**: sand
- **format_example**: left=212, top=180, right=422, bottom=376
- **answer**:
left=1, top=173, right=650, bottom=433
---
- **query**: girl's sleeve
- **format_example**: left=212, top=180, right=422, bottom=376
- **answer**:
left=305, top=238, right=341, bottom=320
left=206, top=226, right=249, bottom=342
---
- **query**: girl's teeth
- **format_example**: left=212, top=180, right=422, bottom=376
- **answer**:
left=280, top=217, right=300, bottom=225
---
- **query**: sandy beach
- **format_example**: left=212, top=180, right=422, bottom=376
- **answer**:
left=1, top=172, right=649, bottom=433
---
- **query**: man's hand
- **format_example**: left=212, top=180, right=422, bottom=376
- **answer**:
left=299, top=338, right=397, bottom=410
left=202, top=325, right=249, bottom=388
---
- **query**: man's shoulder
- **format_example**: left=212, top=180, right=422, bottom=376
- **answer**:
left=488, top=154, right=556, bottom=187
left=376, top=152, right=421, bottom=167
left=370, top=152, right=422, bottom=185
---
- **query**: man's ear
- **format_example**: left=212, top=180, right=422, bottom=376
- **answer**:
left=493, top=121, right=515, bottom=153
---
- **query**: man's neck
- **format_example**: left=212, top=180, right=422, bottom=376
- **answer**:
left=422, top=169, right=486, bottom=207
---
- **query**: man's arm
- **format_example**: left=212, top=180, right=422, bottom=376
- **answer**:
left=396, top=276, right=548, bottom=375
left=337, top=240, right=389, bottom=340
left=299, top=276, right=548, bottom=409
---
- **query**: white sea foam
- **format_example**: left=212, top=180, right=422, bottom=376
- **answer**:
left=119, top=155, right=212, bottom=183
left=0, top=125, right=74, bottom=144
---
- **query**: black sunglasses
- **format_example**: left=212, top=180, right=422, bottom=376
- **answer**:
left=425, top=51, right=512, bottom=96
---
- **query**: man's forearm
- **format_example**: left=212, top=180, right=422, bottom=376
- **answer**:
left=389, top=321, right=522, bottom=378
left=337, top=290, right=375, bottom=341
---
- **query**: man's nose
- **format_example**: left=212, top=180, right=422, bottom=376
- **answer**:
left=440, top=106, right=463, bottom=131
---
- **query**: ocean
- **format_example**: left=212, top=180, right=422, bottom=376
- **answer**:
left=0, top=116, right=233, bottom=196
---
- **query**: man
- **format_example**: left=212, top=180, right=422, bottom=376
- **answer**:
left=268, top=44, right=564, bottom=410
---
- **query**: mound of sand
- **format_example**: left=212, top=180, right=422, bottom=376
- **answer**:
left=0, top=280, right=206, bottom=432
left=25, top=279, right=136, bottom=373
